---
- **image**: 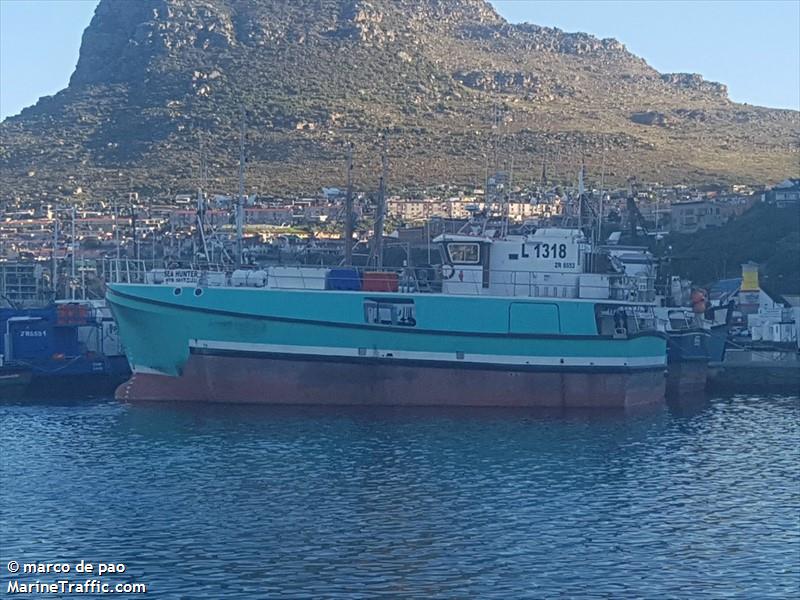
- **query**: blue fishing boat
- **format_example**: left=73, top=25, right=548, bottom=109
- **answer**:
left=655, top=297, right=732, bottom=396
left=0, top=301, right=131, bottom=397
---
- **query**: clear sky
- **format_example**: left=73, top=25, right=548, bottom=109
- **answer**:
left=0, top=0, right=98, bottom=119
left=492, top=0, right=800, bottom=110
left=1, top=0, right=798, bottom=120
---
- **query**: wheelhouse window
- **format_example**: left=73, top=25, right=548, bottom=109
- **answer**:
left=447, top=243, right=480, bottom=264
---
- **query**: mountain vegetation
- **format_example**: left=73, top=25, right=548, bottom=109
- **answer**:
left=1, top=0, right=798, bottom=202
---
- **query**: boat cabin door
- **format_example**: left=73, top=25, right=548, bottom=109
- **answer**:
left=440, top=239, right=489, bottom=295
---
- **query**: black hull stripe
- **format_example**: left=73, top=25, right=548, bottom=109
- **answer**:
left=108, top=288, right=667, bottom=343
left=667, top=330, right=711, bottom=338
left=667, top=356, right=710, bottom=364
left=189, top=346, right=666, bottom=374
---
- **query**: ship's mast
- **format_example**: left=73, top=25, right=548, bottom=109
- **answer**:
left=71, top=206, right=76, bottom=300
left=130, top=194, right=139, bottom=265
left=540, top=148, right=548, bottom=188
left=504, top=147, right=514, bottom=238
left=597, top=148, right=606, bottom=247
left=344, top=142, right=354, bottom=266
left=655, top=194, right=660, bottom=233
left=577, top=163, right=585, bottom=232
left=51, top=204, right=58, bottom=299
left=484, top=105, right=500, bottom=236
left=552, top=146, right=560, bottom=187
left=372, top=137, right=388, bottom=269
left=197, top=137, right=210, bottom=263
left=236, top=105, right=246, bottom=267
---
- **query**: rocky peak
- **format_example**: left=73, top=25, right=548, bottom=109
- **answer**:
left=70, top=0, right=238, bottom=86
left=2, top=0, right=794, bottom=201
left=69, top=0, right=158, bottom=86
left=513, top=24, right=629, bottom=57
left=662, top=73, right=728, bottom=98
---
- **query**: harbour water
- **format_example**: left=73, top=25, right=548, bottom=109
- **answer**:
left=1, top=395, right=798, bottom=598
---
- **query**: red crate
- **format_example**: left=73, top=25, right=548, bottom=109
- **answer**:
left=361, top=272, right=399, bottom=292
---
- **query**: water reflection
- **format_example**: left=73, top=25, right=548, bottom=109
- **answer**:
left=1, top=394, right=797, bottom=599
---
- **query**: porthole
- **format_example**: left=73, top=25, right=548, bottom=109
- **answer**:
left=173, top=287, right=182, bottom=296
left=194, top=288, right=204, bottom=297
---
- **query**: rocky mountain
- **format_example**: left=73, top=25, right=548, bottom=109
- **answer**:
left=1, top=0, right=798, bottom=201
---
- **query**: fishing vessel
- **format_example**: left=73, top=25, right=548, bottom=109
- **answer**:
left=656, top=305, right=729, bottom=396
left=108, top=226, right=668, bottom=408
left=1, top=203, right=133, bottom=398
left=0, top=361, right=32, bottom=399
left=602, top=245, right=732, bottom=395
left=0, top=300, right=130, bottom=397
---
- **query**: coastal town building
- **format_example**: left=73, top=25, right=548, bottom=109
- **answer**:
left=669, top=199, right=725, bottom=233
left=768, top=179, right=800, bottom=208
left=709, top=262, right=796, bottom=343
left=386, top=196, right=563, bottom=223
left=667, top=194, right=758, bottom=234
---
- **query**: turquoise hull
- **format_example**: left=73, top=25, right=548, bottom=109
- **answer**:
left=107, top=284, right=667, bottom=407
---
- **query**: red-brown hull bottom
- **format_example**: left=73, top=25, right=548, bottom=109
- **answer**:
left=116, top=353, right=666, bottom=409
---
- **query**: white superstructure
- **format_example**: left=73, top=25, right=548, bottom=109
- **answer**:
left=435, top=228, right=653, bottom=301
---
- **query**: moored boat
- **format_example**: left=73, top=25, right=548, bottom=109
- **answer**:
left=0, top=363, right=32, bottom=399
left=0, top=301, right=131, bottom=398
left=653, top=285, right=733, bottom=396
left=108, top=228, right=668, bottom=408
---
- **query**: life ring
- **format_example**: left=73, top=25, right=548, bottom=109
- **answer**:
left=441, top=264, right=456, bottom=279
